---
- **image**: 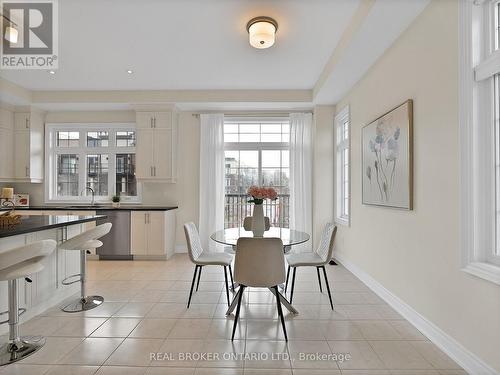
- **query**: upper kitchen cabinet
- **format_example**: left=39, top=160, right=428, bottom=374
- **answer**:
left=135, top=110, right=177, bottom=182
left=0, top=107, right=14, bottom=180
left=136, top=111, right=173, bottom=129
left=13, top=110, right=45, bottom=183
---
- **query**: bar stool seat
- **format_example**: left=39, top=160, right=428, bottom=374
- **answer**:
left=0, top=239, right=57, bottom=366
left=59, top=223, right=112, bottom=313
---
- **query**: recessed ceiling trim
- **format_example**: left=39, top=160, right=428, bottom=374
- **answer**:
left=31, top=89, right=313, bottom=104
left=313, top=0, right=375, bottom=99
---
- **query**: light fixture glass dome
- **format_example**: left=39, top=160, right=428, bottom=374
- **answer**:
left=247, top=17, right=278, bottom=49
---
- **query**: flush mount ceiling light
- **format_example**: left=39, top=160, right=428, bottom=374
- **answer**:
left=48, top=70, right=56, bottom=75
left=246, top=16, right=278, bottom=49
left=126, top=69, right=133, bottom=74
left=1, top=13, right=18, bottom=43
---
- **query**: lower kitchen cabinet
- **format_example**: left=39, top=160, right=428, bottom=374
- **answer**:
left=131, top=210, right=176, bottom=259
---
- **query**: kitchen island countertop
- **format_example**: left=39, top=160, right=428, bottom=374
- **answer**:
left=0, top=214, right=106, bottom=238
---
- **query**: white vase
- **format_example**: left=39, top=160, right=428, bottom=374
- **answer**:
left=251, top=203, right=265, bottom=237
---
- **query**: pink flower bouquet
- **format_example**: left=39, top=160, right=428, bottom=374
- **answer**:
left=247, top=186, right=278, bottom=204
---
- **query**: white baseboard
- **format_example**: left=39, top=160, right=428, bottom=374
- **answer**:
left=175, top=244, right=187, bottom=253
left=335, top=252, right=498, bottom=375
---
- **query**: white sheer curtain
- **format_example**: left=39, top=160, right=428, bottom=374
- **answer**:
left=289, top=113, right=313, bottom=253
left=199, top=114, right=225, bottom=251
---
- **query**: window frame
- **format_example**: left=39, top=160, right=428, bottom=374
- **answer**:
left=223, top=117, right=290, bottom=228
left=334, top=106, right=350, bottom=226
left=45, top=123, right=141, bottom=204
left=460, top=0, right=500, bottom=284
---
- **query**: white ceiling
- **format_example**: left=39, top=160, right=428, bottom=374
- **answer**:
left=0, top=0, right=431, bottom=110
left=0, top=0, right=360, bottom=91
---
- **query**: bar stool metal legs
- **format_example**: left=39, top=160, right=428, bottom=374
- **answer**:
left=62, top=249, right=104, bottom=313
left=0, top=279, right=45, bottom=366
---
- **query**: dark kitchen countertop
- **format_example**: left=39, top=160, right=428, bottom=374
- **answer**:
left=0, top=215, right=107, bottom=238
left=3, top=206, right=179, bottom=211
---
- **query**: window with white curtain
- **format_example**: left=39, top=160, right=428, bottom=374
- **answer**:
left=45, top=123, right=140, bottom=203
left=335, top=106, right=350, bottom=226
left=460, top=0, right=500, bottom=283
left=223, top=118, right=290, bottom=228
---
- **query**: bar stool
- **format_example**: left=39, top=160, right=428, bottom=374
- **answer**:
left=59, top=223, right=112, bottom=312
left=0, top=239, right=57, bottom=366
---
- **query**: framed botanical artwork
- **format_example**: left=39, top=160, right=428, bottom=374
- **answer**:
left=362, top=100, right=413, bottom=210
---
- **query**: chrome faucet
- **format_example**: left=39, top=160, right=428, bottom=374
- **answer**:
left=80, top=186, right=95, bottom=206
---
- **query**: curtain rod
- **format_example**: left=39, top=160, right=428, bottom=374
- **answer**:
left=191, top=110, right=313, bottom=118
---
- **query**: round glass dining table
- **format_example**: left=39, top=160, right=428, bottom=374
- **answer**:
left=210, top=227, right=309, bottom=316
left=210, top=227, right=310, bottom=247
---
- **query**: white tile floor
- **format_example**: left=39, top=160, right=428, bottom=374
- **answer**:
left=0, top=255, right=466, bottom=375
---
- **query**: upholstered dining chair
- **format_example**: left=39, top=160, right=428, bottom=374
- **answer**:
left=224, top=216, right=272, bottom=257
left=242, top=216, right=271, bottom=231
left=231, top=237, right=288, bottom=341
left=285, top=223, right=337, bottom=310
left=184, top=222, right=234, bottom=308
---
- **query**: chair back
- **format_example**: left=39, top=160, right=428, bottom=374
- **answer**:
left=0, top=239, right=56, bottom=271
left=315, top=223, right=337, bottom=263
left=234, top=237, right=285, bottom=287
left=243, top=216, right=271, bottom=231
left=59, top=223, right=112, bottom=251
left=184, top=222, right=204, bottom=262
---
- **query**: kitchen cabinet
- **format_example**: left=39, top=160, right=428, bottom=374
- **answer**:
left=131, top=210, right=176, bottom=259
left=135, top=111, right=177, bottom=182
left=0, top=108, right=14, bottom=181
left=0, top=127, right=14, bottom=180
left=136, top=111, right=172, bottom=129
left=13, top=111, right=44, bottom=183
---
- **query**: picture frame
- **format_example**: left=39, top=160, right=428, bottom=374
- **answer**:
left=361, top=100, right=413, bottom=210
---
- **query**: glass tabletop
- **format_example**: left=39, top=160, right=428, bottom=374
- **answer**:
left=210, top=227, right=310, bottom=247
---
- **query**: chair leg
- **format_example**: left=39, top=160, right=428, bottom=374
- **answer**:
left=321, top=266, right=334, bottom=310
left=232, top=285, right=245, bottom=341
left=290, top=267, right=297, bottom=304
left=316, top=266, right=323, bottom=293
left=223, top=266, right=230, bottom=306
left=187, top=265, right=199, bottom=308
left=285, top=265, right=290, bottom=293
left=228, top=264, right=234, bottom=290
left=274, top=285, right=288, bottom=341
left=196, top=265, right=203, bottom=292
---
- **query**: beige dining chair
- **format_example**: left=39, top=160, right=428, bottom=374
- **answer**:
left=285, top=223, right=337, bottom=310
left=224, top=216, right=272, bottom=256
left=184, top=222, right=234, bottom=308
left=243, top=216, right=271, bottom=231
left=232, top=237, right=288, bottom=341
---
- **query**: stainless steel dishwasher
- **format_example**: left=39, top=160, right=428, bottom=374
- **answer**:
left=96, top=210, right=132, bottom=260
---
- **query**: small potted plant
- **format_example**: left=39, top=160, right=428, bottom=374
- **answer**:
left=112, top=195, right=121, bottom=208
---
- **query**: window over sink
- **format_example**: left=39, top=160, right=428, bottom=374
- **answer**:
left=45, top=123, right=140, bottom=203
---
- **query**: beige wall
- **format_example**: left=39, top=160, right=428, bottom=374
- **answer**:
left=332, top=0, right=500, bottom=371
left=312, top=105, right=335, bottom=249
